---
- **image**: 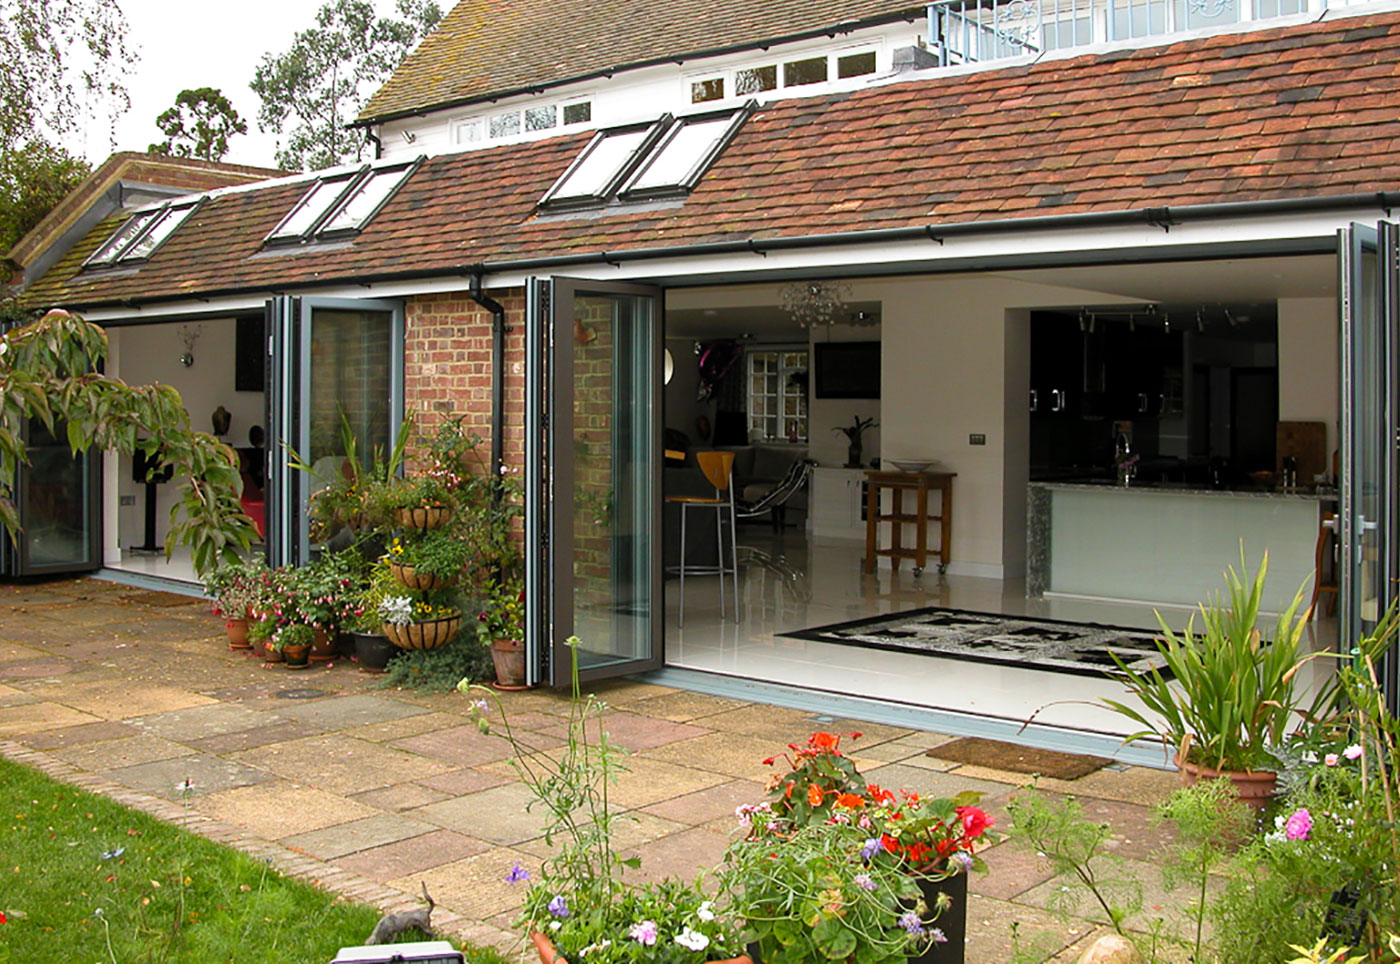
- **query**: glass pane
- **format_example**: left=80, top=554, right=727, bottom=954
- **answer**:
left=455, top=120, right=483, bottom=143
left=784, top=56, right=828, bottom=87
left=490, top=111, right=522, bottom=137
left=837, top=51, right=877, bottom=78
left=320, top=167, right=412, bottom=233
left=88, top=210, right=160, bottom=264
left=23, top=420, right=92, bottom=567
left=306, top=308, right=394, bottom=512
left=627, top=116, right=734, bottom=192
left=274, top=177, right=354, bottom=239
left=1352, top=235, right=1384, bottom=634
left=735, top=64, right=777, bottom=94
left=569, top=293, right=655, bottom=669
left=1043, top=16, right=1093, bottom=50
left=526, top=105, right=557, bottom=131
left=550, top=128, right=650, bottom=200
left=691, top=78, right=725, bottom=102
left=1170, top=0, right=1238, bottom=28
left=1113, top=0, right=1167, bottom=37
left=562, top=102, right=592, bottom=125
left=122, top=204, right=197, bottom=261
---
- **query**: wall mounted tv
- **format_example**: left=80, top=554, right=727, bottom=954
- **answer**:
left=813, top=341, right=880, bottom=398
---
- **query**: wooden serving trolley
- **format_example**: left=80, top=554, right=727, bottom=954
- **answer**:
left=863, top=470, right=955, bottom=575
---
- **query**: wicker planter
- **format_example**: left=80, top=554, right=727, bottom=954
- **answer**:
left=394, top=504, right=452, bottom=531
left=224, top=617, right=252, bottom=650
left=382, top=612, right=462, bottom=650
left=390, top=561, right=456, bottom=591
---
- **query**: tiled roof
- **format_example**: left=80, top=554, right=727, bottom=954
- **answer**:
left=359, top=0, right=926, bottom=122
left=27, top=11, right=1400, bottom=310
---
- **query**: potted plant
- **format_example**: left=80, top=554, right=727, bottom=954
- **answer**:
left=293, top=550, right=364, bottom=660
left=248, top=615, right=280, bottom=662
left=476, top=573, right=526, bottom=689
left=459, top=638, right=749, bottom=964
left=366, top=474, right=455, bottom=531
left=203, top=557, right=268, bottom=650
left=347, top=556, right=401, bottom=672
left=379, top=590, right=462, bottom=650
left=272, top=622, right=314, bottom=669
left=1098, top=549, right=1325, bottom=813
left=388, top=528, right=470, bottom=590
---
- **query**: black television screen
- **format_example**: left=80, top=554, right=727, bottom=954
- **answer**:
left=813, top=341, right=880, bottom=398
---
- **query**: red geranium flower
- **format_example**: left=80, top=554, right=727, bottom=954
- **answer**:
left=956, top=805, right=993, bottom=839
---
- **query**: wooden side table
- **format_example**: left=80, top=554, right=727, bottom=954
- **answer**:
left=863, top=470, right=955, bottom=575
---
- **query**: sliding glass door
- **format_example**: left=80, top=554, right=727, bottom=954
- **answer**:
left=526, top=277, right=664, bottom=686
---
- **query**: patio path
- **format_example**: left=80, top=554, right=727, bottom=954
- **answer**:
left=0, top=577, right=1186, bottom=960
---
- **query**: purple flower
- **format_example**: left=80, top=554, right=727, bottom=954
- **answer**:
left=949, top=852, right=975, bottom=874
left=548, top=895, right=570, bottom=918
left=629, top=920, right=658, bottom=945
left=898, top=911, right=924, bottom=935
left=929, top=928, right=948, bottom=944
left=505, top=861, right=529, bottom=884
left=853, top=873, right=876, bottom=892
left=1285, top=808, right=1313, bottom=841
left=860, top=837, right=882, bottom=861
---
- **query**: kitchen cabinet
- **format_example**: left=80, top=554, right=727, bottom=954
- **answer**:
left=811, top=467, right=868, bottom=540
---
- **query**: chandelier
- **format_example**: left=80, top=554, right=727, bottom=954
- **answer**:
left=780, top=280, right=853, bottom=328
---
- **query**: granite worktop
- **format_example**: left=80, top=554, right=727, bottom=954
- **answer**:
left=1028, top=480, right=1336, bottom=502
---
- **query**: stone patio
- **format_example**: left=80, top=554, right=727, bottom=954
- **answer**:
left=0, top=577, right=1188, bottom=960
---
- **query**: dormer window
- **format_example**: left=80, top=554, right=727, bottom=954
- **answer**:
left=265, top=159, right=418, bottom=245
left=540, top=104, right=754, bottom=210
left=84, top=199, right=202, bottom=269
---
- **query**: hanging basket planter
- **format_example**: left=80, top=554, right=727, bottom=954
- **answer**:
left=382, top=612, right=462, bottom=650
left=394, top=504, right=452, bottom=531
left=389, top=561, right=456, bottom=592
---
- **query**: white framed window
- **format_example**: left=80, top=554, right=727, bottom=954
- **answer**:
left=747, top=349, right=809, bottom=443
left=84, top=199, right=203, bottom=268
left=561, top=99, right=593, bottom=125
left=690, top=75, right=726, bottom=104
left=452, top=118, right=484, bottom=144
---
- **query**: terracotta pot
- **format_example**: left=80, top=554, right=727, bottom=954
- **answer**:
left=1175, top=753, right=1278, bottom=816
left=350, top=631, right=397, bottom=672
left=225, top=617, right=252, bottom=650
left=394, top=504, right=452, bottom=531
left=310, top=626, right=336, bottom=662
left=282, top=643, right=311, bottom=669
left=263, top=639, right=283, bottom=663
left=382, top=612, right=462, bottom=650
left=491, top=638, right=529, bottom=690
left=532, top=931, right=751, bottom=964
left=390, top=561, right=456, bottom=591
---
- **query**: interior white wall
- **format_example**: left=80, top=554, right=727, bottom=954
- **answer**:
left=109, top=319, right=264, bottom=548
left=809, top=323, right=881, bottom=467
left=1277, top=296, right=1339, bottom=468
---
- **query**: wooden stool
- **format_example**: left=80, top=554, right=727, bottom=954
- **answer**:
left=1311, top=512, right=1338, bottom=618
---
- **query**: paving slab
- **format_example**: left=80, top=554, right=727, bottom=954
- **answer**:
left=0, top=643, right=46, bottom=662
left=970, top=839, right=1059, bottom=901
left=591, top=711, right=712, bottom=751
left=131, top=702, right=284, bottom=741
left=0, top=687, right=38, bottom=708
left=514, top=810, right=690, bottom=861
left=639, top=777, right=765, bottom=827
left=50, top=734, right=196, bottom=771
left=624, top=690, right=747, bottom=722
left=415, top=767, right=513, bottom=796
left=620, top=824, right=732, bottom=885
left=641, top=731, right=789, bottom=782
left=349, top=782, right=455, bottom=812
left=349, top=711, right=471, bottom=743
left=966, top=895, right=1099, bottom=964
left=230, top=733, right=456, bottom=794
left=0, top=656, right=82, bottom=680
left=410, top=782, right=544, bottom=844
left=337, top=828, right=494, bottom=881
left=185, top=721, right=331, bottom=755
left=860, top=762, right=1014, bottom=800
left=11, top=719, right=137, bottom=749
left=388, top=724, right=519, bottom=768
left=388, top=846, right=540, bottom=921
left=0, top=700, right=103, bottom=736
left=690, top=703, right=826, bottom=741
left=195, top=781, right=382, bottom=839
left=1015, top=854, right=1217, bottom=940
left=604, top=756, right=731, bottom=810
left=273, top=693, right=429, bottom=730
left=105, top=753, right=274, bottom=798
left=29, top=679, right=216, bottom=720
left=1035, top=765, right=1182, bottom=805
left=282, top=813, right=438, bottom=859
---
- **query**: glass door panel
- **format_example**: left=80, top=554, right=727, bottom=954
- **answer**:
left=528, top=278, right=663, bottom=686
left=13, top=419, right=101, bottom=574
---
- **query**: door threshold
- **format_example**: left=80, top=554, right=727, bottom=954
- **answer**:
left=94, top=567, right=205, bottom=598
left=636, top=666, right=1173, bottom=770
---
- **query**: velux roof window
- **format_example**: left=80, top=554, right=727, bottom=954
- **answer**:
left=265, top=158, right=420, bottom=245
left=539, top=103, right=753, bottom=210
left=84, top=199, right=202, bottom=269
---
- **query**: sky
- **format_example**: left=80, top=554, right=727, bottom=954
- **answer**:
left=71, top=0, right=409, bottom=170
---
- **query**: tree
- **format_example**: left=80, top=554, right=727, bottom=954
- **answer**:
left=148, top=88, right=248, bottom=162
left=251, top=0, right=442, bottom=172
left=0, top=311, right=257, bottom=576
left=0, top=139, right=91, bottom=254
left=0, top=0, right=135, bottom=153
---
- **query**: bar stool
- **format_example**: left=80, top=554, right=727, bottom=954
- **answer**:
left=666, top=451, right=740, bottom=627
left=1311, top=512, right=1339, bottom=619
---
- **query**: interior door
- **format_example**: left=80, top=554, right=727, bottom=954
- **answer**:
left=526, top=277, right=664, bottom=686
left=2, top=418, right=102, bottom=576
left=1338, top=222, right=1399, bottom=683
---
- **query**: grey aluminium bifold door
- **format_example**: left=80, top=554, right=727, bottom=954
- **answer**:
left=525, top=277, right=665, bottom=687
left=1338, top=221, right=1400, bottom=707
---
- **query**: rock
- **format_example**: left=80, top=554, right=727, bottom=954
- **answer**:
left=1077, top=934, right=1146, bottom=964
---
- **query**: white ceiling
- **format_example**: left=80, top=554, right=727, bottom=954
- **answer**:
left=990, top=255, right=1337, bottom=304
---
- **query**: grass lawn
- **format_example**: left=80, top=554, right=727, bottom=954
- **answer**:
left=0, top=756, right=505, bottom=963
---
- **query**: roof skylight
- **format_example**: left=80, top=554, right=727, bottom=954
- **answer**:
left=539, top=104, right=753, bottom=210
left=265, top=159, right=419, bottom=245
left=84, top=200, right=203, bottom=269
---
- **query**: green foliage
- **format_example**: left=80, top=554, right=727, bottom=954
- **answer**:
left=148, top=87, right=248, bottom=162
left=377, top=631, right=492, bottom=692
left=1005, top=788, right=1143, bottom=936
left=390, top=526, right=471, bottom=580
left=273, top=622, right=315, bottom=650
left=0, top=138, right=91, bottom=254
left=474, top=572, right=524, bottom=644
left=1100, top=548, right=1320, bottom=772
left=0, top=311, right=258, bottom=575
left=202, top=555, right=269, bottom=617
left=0, top=0, right=134, bottom=153
left=1156, top=779, right=1251, bottom=963
left=250, top=0, right=442, bottom=170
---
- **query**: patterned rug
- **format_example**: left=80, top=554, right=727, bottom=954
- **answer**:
left=781, top=606, right=1170, bottom=678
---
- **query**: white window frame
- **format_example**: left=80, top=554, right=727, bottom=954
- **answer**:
left=746, top=348, right=809, bottom=443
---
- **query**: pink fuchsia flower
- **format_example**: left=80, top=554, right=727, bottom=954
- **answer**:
left=1344, top=744, right=1363, bottom=761
left=1285, top=808, right=1313, bottom=841
left=1325, top=753, right=1340, bottom=767
left=629, top=920, right=658, bottom=946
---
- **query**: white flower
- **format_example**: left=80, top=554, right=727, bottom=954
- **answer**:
left=174, top=779, right=195, bottom=792
left=378, top=595, right=414, bottom=626
left=549, top=921, right=562, bottom=932
left=696, top=901, right=716, bottom=922
left=675, top=928, right=710, bottom=952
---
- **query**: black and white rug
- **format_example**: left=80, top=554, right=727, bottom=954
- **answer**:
left=781, top=607, right=1169, bottom=678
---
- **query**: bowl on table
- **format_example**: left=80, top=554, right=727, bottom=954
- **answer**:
left=889, top=459, right=935, bottom=473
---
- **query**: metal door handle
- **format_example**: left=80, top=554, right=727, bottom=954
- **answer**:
left=1029, top=389, right=1039, bottom=412
left=1051, top=389, right=1065, bottom=412
left=1137, top=393, right=1148, bottom=414
left=1358, top=514, right=1379, bottom=564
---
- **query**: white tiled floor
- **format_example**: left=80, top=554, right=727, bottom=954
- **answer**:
left=664, top=525, right=1340, bottom=739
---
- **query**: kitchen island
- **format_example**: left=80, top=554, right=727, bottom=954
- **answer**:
left=1027, top=481, right=1333, bottom=613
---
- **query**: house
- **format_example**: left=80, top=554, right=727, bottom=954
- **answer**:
left=10, top=0, right=1400, bottom=756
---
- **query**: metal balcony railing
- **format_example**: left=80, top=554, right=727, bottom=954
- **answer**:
left=927, top=0, right=1357, bottom=65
